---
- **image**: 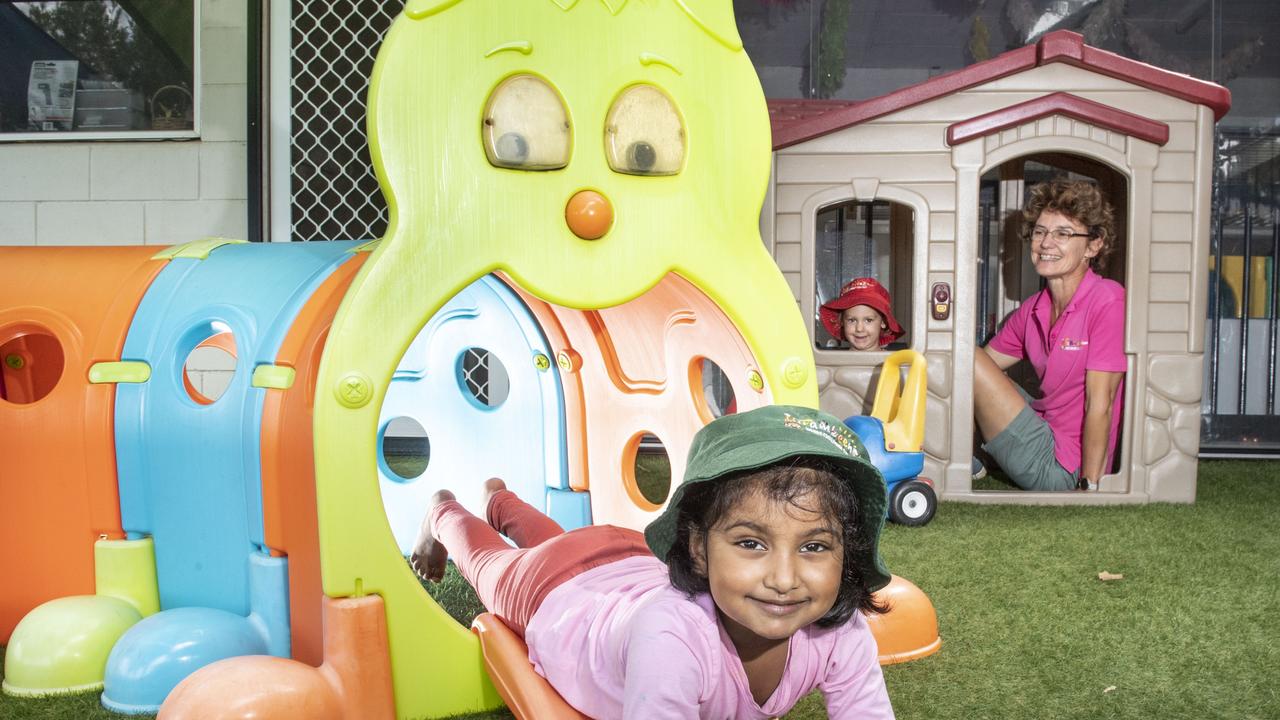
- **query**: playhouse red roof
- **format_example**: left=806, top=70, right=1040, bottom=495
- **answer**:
left=767, top=30, right=1231, bottom=151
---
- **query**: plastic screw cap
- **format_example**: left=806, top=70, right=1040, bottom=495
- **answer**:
left=782, top=358, right=808, bottom=388
left=565, top=190, right=613, bottom=240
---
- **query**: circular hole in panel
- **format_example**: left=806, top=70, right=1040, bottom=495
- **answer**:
left=182, top=326, right=237, bottom=405
left=382, top=416, right=430, bottom=481
left=0, top=329, right=65, bottom=404
left=695, top=358, right=736, bottom=420
left=633, top=433, right=672, bottom=507
left=457, top=348, right=510, bottom=408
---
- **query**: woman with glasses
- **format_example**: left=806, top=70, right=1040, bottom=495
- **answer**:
left=972, top=179, right=1126, bottom=491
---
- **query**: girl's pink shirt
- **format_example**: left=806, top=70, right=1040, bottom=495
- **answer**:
left=525, top=554, right=895, bottom=720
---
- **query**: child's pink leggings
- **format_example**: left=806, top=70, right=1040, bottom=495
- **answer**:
left=430, top=490, right=651, bottom=636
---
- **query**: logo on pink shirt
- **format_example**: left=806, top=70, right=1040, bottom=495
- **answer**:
left=1059, top=337, right=1089, bottom=351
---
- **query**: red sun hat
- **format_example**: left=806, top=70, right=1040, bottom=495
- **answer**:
left=819, top=277, right=905, bottom=347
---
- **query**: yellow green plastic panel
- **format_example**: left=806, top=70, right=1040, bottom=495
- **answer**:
left=251, top=364, right=297, bottom=390
left=88, top=361, right=151, bottom=384
left=150, top=237, right=246, bottom=260
left=312, top=1, right=817, bottom=717
left=95, top=537, right=160, bottom=617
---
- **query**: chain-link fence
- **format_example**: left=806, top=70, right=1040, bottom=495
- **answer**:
left=290, top=0, right=399, bottom=242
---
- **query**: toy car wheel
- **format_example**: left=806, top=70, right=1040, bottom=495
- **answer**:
left=889, top=479, right=936, bottom=527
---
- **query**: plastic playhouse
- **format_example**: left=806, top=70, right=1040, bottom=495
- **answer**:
left=764, top=30, right=1229, bottom=505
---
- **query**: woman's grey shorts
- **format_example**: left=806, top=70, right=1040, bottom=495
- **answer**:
left=982, top=387, right=1079, bottom=492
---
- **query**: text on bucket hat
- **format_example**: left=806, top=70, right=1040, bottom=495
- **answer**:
left=819, top=277, right=904, bottom=347
left=644, top=404, right=892, bottom=592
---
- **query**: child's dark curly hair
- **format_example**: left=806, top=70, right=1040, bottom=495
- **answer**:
left=1020, top=179, right=1117, bottom=273
left=664, top=457, right=887, bottom=627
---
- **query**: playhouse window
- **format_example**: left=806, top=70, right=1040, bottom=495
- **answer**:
left=813, top=199, right=914, bottom=350
left=0, top=1, right=197, bottom=140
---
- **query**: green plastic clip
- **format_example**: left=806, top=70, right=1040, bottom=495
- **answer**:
left=252, top=364, right=296, bottom=390
left=88, top=361, right=151, bottom=384
left=151, top=237, right=246, bottom=260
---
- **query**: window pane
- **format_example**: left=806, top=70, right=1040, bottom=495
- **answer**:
left=0, top=1, right=195, bottom=134
left=814, top=199, right=912, bottom=350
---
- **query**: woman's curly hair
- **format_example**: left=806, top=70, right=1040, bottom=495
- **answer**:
left=1020, top=179, right=1117, bottom=273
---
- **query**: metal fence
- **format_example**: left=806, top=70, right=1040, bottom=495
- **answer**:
left=288, top=0, right=398, bottom=242
left=1202, top=128, right=1280, bottom=454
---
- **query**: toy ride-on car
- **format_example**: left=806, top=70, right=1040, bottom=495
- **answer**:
left=843, top=349, right=936, bottom=527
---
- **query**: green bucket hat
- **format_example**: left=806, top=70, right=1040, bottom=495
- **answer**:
left=644, top=404, right=892, bottom=592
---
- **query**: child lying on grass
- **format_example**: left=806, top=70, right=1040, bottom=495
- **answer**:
left=412, top=404, right=895, bottom=719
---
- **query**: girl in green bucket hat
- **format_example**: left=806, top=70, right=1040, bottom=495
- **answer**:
left=412, top=404, right=894, bottom=718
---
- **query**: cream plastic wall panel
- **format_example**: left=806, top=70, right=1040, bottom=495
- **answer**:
left=930, top=213, right=956, bottom=242
left=1148, top=333, right=1190, bottom=353
left=784, top=272, right=802, bottom=300
left=1148, top=303, right=1191, bottom=333
left=775, top=154, right=957, bottom=184
left=775, top=242, right=802, bottom=274
left=899, top=183, right=958, bottom=212
left=1188, top=104, right=1215, bottom=354
left=1151, top=212, right=1194, bottom=242
left=1153, top=152, right=1196, bottom=182
left=775, top=180, right=957, bottom=214
left=974, top=62, right=1149, bottom=92
left=775, top=184, right=846, bottom=211
left=1150, top=243, right=1192, bottom=272
left=1165, top=122, right=1199, bottom=152
left=1153, top=182, right=1196, bottom=212
left=781, top=123, right=952, bottom=155
left=927, top=332, right=952, bottom=351
left=775, top=214, right=802, bottom=245
left=1149, top=273, right=1191, bottom=303
left=928, top=242, right=955, bottom=273
left=882, top=92, right=1050, bottom=123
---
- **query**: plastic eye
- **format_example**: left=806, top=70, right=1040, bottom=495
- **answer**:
left=482, top=75, right=570, bottom=170
left=604, top=85, right=684, bottom=176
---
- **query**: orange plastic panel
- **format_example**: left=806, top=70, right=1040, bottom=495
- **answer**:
left=864, top=574, right=942, bottom=665
left=158, top=595, right=395, bottom=720
left=471, top=613, right=588, bottom=720
left=181, top=332, right=238, bottom=406
left=259, top=253, right=366, bottom=665
left=510, top=272, right=770, bottom=531
left=0, top=246, right=167, bottom=642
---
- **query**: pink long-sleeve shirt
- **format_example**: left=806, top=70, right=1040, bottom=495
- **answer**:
left=525, top=554, right=895, bottom=719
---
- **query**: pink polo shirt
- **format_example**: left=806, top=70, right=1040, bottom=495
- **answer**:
left=987, top=269, right=1126, bottom=474
left=525, top=554, right=894, bottom=720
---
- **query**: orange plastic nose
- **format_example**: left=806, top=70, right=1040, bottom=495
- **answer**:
left=565, top=190, right=613, bottom=240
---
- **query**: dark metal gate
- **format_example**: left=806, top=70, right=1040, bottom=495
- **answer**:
left=1202, top=128, right=1280, bottom=455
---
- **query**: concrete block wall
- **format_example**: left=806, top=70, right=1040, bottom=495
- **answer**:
left=0, top=0, right=249, bottom=248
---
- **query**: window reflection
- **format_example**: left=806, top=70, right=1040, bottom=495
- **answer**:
left=0, top=1, right=195, bottom=134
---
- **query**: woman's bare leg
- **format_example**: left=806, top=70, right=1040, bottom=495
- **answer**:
left=973, top=348, right=1030, bottom=442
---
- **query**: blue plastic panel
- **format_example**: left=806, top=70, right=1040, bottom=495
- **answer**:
left=114, top=241, right=358, bottom=614
left=377, top=274, right=568, bottom=554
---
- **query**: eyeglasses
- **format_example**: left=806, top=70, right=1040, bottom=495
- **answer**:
left=1031, top=226, right=1093, bottom=242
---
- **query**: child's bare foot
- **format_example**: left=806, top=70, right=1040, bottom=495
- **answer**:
left=410, top=489, right=454, bottom=583
left=482, top=477, right=508, bottom=508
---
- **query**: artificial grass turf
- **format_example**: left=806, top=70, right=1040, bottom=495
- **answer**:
left=3, top=460, right=1276, bottom=719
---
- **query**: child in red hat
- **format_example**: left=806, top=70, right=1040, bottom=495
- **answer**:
left=819, top=277, right=904, bottom=350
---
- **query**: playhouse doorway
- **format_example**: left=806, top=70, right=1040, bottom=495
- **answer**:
left=973, top=154, right=1128, bottom=491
